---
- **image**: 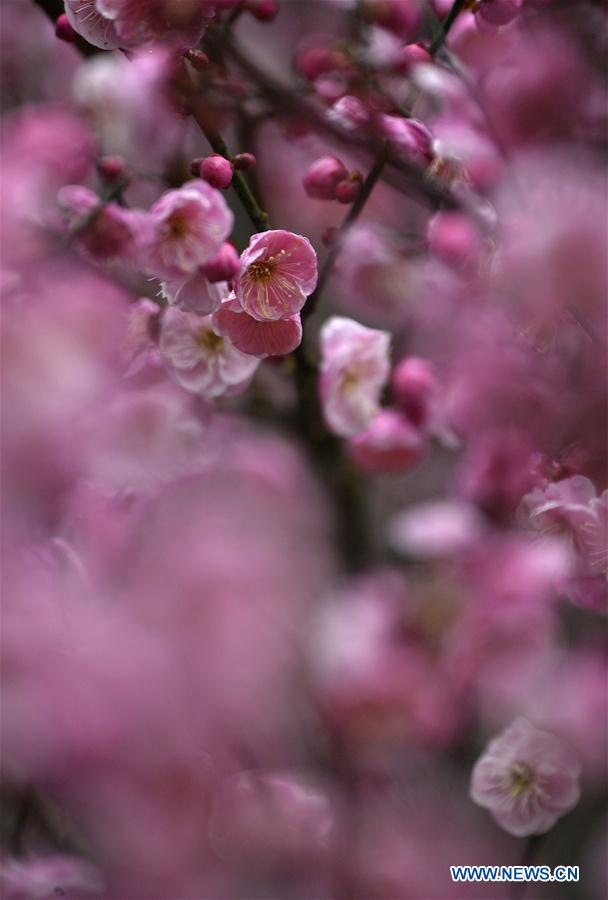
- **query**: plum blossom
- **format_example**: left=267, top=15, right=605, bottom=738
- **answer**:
left=319, top=316, right=391, bottom=437
left=160, top=268, right=227, bottom=316
left=213, top=297, right=302, bottom=358
left=209, top=771, right=333, bottom=870
left=66, top=0, right=214, bottom=49
left=235, top=230, right=318, bottom=322
left=159, top=307, right=259, bottom=397
left=470, top=717, right=581, bottom=836
left=521, top=477, right=608, bottom=573
left=64, top=1, right=121, bottom=49
left=145, top=180, right=233, bottom=281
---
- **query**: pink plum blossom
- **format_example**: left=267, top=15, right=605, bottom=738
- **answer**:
left=145, top=180, right=233, bottom=281
left=160, top=268, right=227, bottom=316
left=159, top=306, right=259, bottom=397
left=67, top=0, right=214, bottom=49
left=520, top=476, right=607, bottom=610
left=470, top=717, right=581, bottom=836
left=209, top=770, right=333, bottom=871
left=213, top=297, right=302, bottom=358
left=235, top=230, right=318, bottom=321
left=64, top=1, right=121, bottom=49
left=319, top=316, right=391, bottom=437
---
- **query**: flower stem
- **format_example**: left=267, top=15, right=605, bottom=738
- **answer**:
left=429, top=0, right=469, bottom=57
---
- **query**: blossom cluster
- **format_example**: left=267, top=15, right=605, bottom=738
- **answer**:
left=1, top=1, right=606, bottom=898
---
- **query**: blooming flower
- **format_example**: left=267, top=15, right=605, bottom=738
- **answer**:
left=470, top=717, right=581, bottom=836
left=235, top=230, right=318, bottom=322
left=145, top=180, right=233, bottom=281
left=159, top=307, right=259, bottom=397
left=66, top=0, right=214, bottom=49
left=319, top=316, right=391, bottom=437
left=160, top=268, right=227, bottom=316
left=64, top=0, right=121, bottom=49
left=213, top=297, right=302, bottom=358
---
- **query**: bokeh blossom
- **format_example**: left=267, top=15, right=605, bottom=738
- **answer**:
left=471, top=718, right=581, bottom=836
left=159, top=306, right=260, bottom=397
left=319, top=316, right=391, bottom=437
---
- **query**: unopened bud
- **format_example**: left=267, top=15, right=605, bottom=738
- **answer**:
left=55, top=13, right=78, bottom=43
left=200, top=154, right=233, bottom=189
left=232, top=152, right=257, bottom=171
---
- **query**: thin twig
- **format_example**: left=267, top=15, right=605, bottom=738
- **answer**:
left=218, top=32, right=460, bottom=213
left=429, top=0, right=469, bottom=57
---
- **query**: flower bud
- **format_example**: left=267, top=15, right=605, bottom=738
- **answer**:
left=426, top=212, right=483, bottom=269
left=321, top=227, right=339, bottom=247
left=335, top=173, right=362, bottom=204
left=476, top=0, right=523, bottom=27
left=185, top=49, right=210, bottom=71
left=200, top=154, right=233, bottom=190
left=396, top=42, right=432, bottom=72
left=295, top=46, right=349, bottom=82
left=97, top=155, right=128, bottom=182
left=202, top=242, right=241, bottom=282
left=392, top=357, right=438, bottom=426
left=55, top=13, right=78, bottom=43
left=232, top=152, right=257, bottom=171
left=246, top=0, right=280, bottom=21
left=303, top=156, right=349, bottom=201
left=190, top=157, right=205, bottom=177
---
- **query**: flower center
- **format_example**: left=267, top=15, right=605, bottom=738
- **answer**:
left=247, top=259, right=276, bottom=282
left=340, top=368, right=360, bottom=393
left=197, top=328, right=224, bottom=354
left=509, top=762, right=535, bottom=799
left=165, top=212, right=190, bottom=241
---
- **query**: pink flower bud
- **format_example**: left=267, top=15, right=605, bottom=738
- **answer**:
left=202, top=242, right=241, bottom=282
left=232, top=152, right=257, bottom=171
left=426, top=212, right=483, bottom=269
left=391, top=357, right=438, bottom=426
left=200, top=154, right=233, bottom=190
left=246, top=0, right=280, bottom=21
left=303, top=156, right=349, bottom=201
left=475, top=0, right=523, bottom=28
left=348, top=409, right=426, bottom=474
left=185, top=49, right=210, bottom=71
left=190, top=157, right=205, bottom=177
left=396, top=42, right=432, bottom=72
left=55, top=13, right=78, bottom=43
left=335, top=176, right=361, bottom=204
left=321, top=227, right=338, bottom=247
left=296, top=46, right=349, bottom=82
left=97, top=155, right=127, bottom=182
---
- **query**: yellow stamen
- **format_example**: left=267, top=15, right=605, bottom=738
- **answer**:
left=197, top=329, right=223, bottom=353
left=509, top=763, right=535, bottom=799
